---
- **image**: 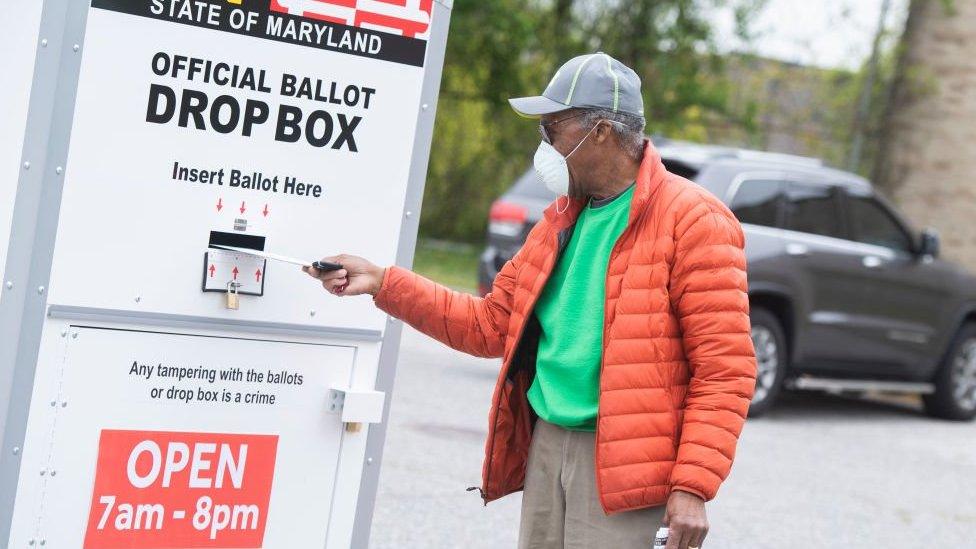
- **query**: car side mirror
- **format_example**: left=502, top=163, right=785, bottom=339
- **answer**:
left=918, top=227, right=940, bottom=258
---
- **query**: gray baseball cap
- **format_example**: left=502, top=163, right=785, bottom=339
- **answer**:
left=509, top=52, right=644, bottom=118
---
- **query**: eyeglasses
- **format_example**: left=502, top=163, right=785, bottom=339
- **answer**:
left=538, top=112, right=588, bottom=144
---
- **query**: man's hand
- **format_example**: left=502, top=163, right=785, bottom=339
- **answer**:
left=664, top=490, right=708, bottom=549
left=302, top=254, right=385, bottom=297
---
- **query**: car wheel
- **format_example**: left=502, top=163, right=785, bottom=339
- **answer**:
left=748, top=308, right=788, bottom=417
left=924, top=323, right=976, bottom=421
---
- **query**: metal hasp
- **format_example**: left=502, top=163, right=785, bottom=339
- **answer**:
left=329, top=387, right=386, bottom=433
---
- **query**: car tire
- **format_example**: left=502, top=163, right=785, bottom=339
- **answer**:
left=748, top=308, right=788, bottom=417
left=924, top=322, right=976, bottom=421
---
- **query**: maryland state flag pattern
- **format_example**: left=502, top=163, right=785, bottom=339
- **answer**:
left=270, top=0, right=432, bottom=39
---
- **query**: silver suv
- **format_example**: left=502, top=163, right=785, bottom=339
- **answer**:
left=478, top=139, right=976, bottom=420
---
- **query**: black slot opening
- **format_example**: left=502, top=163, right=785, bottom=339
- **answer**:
left=208, top=231, right=265, bottom=251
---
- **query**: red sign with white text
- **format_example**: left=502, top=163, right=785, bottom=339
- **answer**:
left=83, top=430, right=278, bottom=548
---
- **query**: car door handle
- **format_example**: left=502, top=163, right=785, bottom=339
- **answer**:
left=786, top=243, right=811, bottom=257
left=862, top=255, right=883, bottom=268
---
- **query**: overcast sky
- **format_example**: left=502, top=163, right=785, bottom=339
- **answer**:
left=714, top=0, right=909, bottom=70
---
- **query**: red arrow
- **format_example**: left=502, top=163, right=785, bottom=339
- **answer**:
left=216, top=198, right=223, bottom=212
left=232, top=266, right=239, bottom=280
left=255, top=268, right=263, bottom=282
left=239, top=201, right=246, bottom=214
left=262, top=204, right=269, bottom=217
left=208, top=264, right=216, bottom=278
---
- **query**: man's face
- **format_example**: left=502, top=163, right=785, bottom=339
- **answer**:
left=539, top=110, right=608, bottom=198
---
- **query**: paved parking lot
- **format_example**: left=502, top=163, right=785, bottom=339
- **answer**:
left=369, top=327, right=975, bottom=548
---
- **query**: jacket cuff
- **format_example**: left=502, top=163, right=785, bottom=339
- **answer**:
left=670, top=485, right=708, bottom=501
left=372, top=265, right=401, bottom=313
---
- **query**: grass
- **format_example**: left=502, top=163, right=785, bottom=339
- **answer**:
left=412, top=238, right=481, bottom=294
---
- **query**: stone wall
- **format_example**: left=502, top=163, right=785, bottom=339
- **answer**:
left=875, top=0, right=976, bottom=269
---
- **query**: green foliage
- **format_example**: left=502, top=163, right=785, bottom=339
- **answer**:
left=420, top=0, right=766, bottom=242
left=412, top=239, right=480, bottom=292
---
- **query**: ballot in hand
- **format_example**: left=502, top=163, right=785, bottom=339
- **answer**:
left=303, top=254, right=385, bottom=297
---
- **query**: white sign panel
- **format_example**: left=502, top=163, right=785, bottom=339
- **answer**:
left=46, top=0, right=434, bottom=331
left=9, top=327, right=356, bottom=547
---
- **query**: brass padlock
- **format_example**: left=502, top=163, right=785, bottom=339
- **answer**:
left=226, top=281, right=241, bottom=310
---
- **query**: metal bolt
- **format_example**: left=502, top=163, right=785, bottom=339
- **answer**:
left=23, top=161, right=30, bottom=170
left=61, top=401, right=67, bottom=408
left=28, top=539, right=35, bottom=546
left=49, top=470, right=56, bottom=477
left=72, top=44, right=79, bottom=52
left=5, top=281, right=12, bottom=289
left=135, top=296, right=141, bottom=303
left=41, top=39, right=48, bottom=47
left=422, top=103, right=429, bottom=110
left=40, top=540, right=46, bottom=546
left=309, top=310, right=316, bottom=317
left=405, top=211, right=413, bottom=218
left=37, top=286, right=44, bottom=294
left=50, top=400, right=56, bottom=407
left=39, top=469, right=46, bottom=476
left=56, top=166, right=63, bottom=175
left=366, top=457, right=374, bottom=465
left=12, top=447, right=19, bottom=455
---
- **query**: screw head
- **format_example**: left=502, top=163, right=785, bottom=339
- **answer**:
left=50, top=400, right=56, bottom=407
left=61, top=401, right=67, bottom=408
left=72, top=44, right=79, bottom=52
left=135, top=296, right=141, bottom=303
left=28, top=539, right=35, bottom=546
left=37, top=286, right=45, bottom=294
left=366, top=457, right=374, bottom=465
left=40, top=540, right=46, bottom=546
left=49, top=470, right=56, bottom=477
left=56, top=166, right=63, bottom=175
left=23, top=161, right=30, bottom=170
left=5, top=281, right=12, bottom=289
left=72, top=332, right=78, bottom=339
left=422, top=103, right=429, bottom=110
left=309, top=310, right=316, bottom=317
left=39, top=469, right=46, bottom=476
left=61, top=329, right=67, bottom=337
left=405, top=211, right=413, bottom=218
left=41, top=38, right=48, bottom=47
left=12, top=447, right=20, bottom=455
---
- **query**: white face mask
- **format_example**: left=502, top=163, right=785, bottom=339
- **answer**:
left=533, top=122, right=599, bottom=197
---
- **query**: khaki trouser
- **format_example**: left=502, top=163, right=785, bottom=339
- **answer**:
left=517, top=418, right=667, bottom=549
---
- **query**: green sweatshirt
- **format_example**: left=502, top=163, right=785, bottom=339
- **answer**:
left=527, top=183, right=635, bottom=431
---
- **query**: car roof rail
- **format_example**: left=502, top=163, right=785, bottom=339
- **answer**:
left=652, top=136, right=824, bottom=168
left=734, top=149, right=823, bottom=167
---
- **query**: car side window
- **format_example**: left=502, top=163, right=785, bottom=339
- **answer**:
left=846, top=195, right=914, bottom=253
left=784, top=182, right=843, bottom=239
left=730, top=180, right=782, bottom=228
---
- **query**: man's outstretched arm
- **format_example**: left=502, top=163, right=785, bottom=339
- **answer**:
left=304, top=242, right=524, bottom=359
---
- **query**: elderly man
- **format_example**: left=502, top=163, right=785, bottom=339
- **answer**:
left=305, top=53, right=756, bottom=549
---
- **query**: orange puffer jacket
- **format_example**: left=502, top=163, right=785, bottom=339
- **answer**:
left=374, top=140, right=757, bottom=514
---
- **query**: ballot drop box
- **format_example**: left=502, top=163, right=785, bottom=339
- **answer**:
left=0, top=1, right=451, bottom=547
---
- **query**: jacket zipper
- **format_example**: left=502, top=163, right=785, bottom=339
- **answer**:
left=594, top=217, right=639, bottom=514
left=475, top=229, right=563, bottom=502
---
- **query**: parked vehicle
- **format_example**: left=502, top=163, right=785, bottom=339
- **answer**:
left=479, top=138, right=976, bottom=420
